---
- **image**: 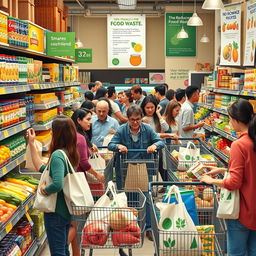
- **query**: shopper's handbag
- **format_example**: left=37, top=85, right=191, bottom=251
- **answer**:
left=33, top=159, right=57, bottom=213
left=87, top=153, right=106, bottom=184
left=124, top=163, right=148, bottom=192
left=178, top=142, right=200, bottom=171
left=157, top=185, right=202, bottom=255
left=25, top=140, right=43, bottom=171
left=217, top=171, right=240, bottom=219
left=60, top=150, right=94, bottom=215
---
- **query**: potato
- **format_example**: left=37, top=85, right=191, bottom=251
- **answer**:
left=203, top=188, right=213, bottom=201
left=109, top=211, right=130, bottom=230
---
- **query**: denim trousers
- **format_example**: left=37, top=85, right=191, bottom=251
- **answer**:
left=226, top=219, right=256, bottom=256
left=44, top=212, right=71, bottom=256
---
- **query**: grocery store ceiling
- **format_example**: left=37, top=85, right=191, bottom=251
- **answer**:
left=64, top=0, right=210, bottom=16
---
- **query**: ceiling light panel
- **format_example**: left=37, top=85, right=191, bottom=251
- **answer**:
left=117, top=0, right=137, bottom=10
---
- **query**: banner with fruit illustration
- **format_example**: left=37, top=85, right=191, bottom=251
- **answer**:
left=107, top=14, right=145, bottom=68
left=220, top=4, right=241, bottom=66
left=244, top=0, right=256, bottom=66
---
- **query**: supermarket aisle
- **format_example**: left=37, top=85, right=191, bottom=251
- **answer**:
left=39, top=236, right=154, bottom=255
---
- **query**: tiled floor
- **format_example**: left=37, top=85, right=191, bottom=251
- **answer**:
left=39, top=235, right=155, bottom=256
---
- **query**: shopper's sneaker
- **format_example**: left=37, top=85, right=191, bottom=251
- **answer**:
left=146, top=230, right=153, bottom=241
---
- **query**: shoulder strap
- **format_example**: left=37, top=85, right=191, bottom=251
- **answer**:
left=55, top=149, right=76, bottom=174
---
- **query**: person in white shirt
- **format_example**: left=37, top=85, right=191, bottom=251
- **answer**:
left=107, top=86, right=128, bottom=123
left=178, top=86, right=204, bottom=138
left=131, top=84, right=145, bottom=107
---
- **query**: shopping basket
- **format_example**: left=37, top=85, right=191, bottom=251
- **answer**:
left=164, top=138, right=223, bottom=182
left=72, top=188, right=146, bottom=256
left=149, top=181, right=226, bottom=256
left=119, top=149, right=159, bottom=192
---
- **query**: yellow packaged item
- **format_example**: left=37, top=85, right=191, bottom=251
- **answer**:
left=36, top=131, right=52, bottom=143
left=43, top=63, right=59, bottom=82
left=32, top=93, right=57, bottom=104
left=34, top=108, right=57, bottom=123
left=196, top=225, right=215, bottom=256
left=63, top=66, right=70, bottom=82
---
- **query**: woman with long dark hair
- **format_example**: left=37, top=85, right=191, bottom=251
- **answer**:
left=201, top=99, right=256, bottom=255
left=27, top=116, right=80, bottom=256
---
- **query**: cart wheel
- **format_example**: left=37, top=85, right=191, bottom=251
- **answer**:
left=89, top=248, right=93, bottom=256
left=128, top=248, right=132, bottom=256
left=119, top=248, right=128, bottom=256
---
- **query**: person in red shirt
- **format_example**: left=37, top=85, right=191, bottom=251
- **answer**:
left=201, top=99, right=256, bottom=256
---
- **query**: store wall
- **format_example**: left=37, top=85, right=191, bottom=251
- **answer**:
left=165, top=6, right=215, bottom=90
left=73, top=16, right=165, bottom=70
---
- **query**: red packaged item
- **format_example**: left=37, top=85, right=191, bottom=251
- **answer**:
left=112, top=221, right=140, bottom=246
left=81, top=221, right=110, bottom=247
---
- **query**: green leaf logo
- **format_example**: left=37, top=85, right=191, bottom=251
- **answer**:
left=163, top=238, right=176, bottom=248
left=227, top=192, right=232, bottom=200
left=185, top=155, right=191, bottom=160
left=190, top=237, right=198, bottom=249
left=220, top=192, right=224, bottom=200
left=132, top=42, right=136, bottom=48
left=162, top=218, right=172, bottom=230
left=176, top=218, right=186, bottom=229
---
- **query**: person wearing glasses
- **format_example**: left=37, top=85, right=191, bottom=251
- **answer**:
left=108, top=104, right=165, bottom=242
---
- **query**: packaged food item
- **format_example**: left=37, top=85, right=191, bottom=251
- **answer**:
left=43, top=63, right=59, bottom=82
left=187, top=162, right=208, bottom=180
left=196, top=225, right=215, bottom=256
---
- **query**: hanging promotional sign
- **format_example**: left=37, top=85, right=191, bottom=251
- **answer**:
left=220, top=4, right=241, bottom=66
left=244, top=0, right=256, bottom=66
left=75, top=48, right=92, bottom=63
left=107, top=14, right=146, bottom=68
left=165, top=13, right=196, bottom=57
left=46, top=32, right=75, bottom=57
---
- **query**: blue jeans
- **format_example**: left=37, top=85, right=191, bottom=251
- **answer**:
left=226, top=219, right=256, bottom=256
left=44, top=213, right=71, bottom=256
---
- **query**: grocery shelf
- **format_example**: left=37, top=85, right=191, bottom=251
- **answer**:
left=34, top=100, right=60, bottom=110
left=240, top=90, right=256, bottom=97
left=30, top=82, right=80, bottom=91
left=212, top=126, right=237, bottom=142
left=212, top=106, right=228, bottom=115
left=201, top=86, right=214, bottom=91
left=0, top=84, right=31, bottom=95
left=33, top=121, right=53, bottom=131
left=213, top=88, right=241, bottom=95
left=213, top=148, right=229, bottom=164
left=59, top=97, right=83, bottom=108
left=204, top=124, right=213, bottom=132
left=34, top=232, right=47, bottom=256
left=24, top=240, right=38, bottom=256
left=0, top=121, right=30, bottom=141
left=0, top=42, right=74, bottom=64
left=201, top=141, right=213, bottom=151
left=0, top=154, right=26, bottom=179
left=0, top=194, right=35, bottom=240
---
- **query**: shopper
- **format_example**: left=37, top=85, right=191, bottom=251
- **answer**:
left=69, top=108, right=105, bottom=256
left=95, top=80, right=103, bottom=91
left=122, top=90, right=134, bottom=117
left=165, top=89, right=176, bottom=101
left=26, top=116, right=80, bottom=256
left=175, top=88, right=186, bottom=105
left=108, top=104, right=165, bottom=241
left=107, top=86, right=128, bottom=123
left=88, top=82, right=97, bottom=93
left=130, top=84, right=145, bottom=107
left=154, top=84, right=169, bottom=115
left=81, top=100, right=95, bottom=114
left=84, top=91, right=94, bottom=101
left=200, top=99, right=256, bottom=256
left=92, top=99, right=119, bottom=147
left=93, top=87, right=108, bottom=104
left=178, top=85, right=204, bottom=138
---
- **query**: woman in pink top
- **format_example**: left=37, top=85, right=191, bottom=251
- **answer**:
left=69, top=108, right=105, bottom=256
left=201, top=99, right=256, bottom=256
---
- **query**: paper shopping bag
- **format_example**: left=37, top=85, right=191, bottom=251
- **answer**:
left=125, top=163, right=148, bottom=192
left=157, top=185, right=202, bottom=256
left=59, top=150, right=94, bottom=215
left=217, top=172, right=240, bottom=219
left=25, top=140, right=43, bottom=171
left=33, top=160, right=57, bottom=213
left=178, top=142, right=200, bottom=171
left=87, top=153, right=106, bottom=184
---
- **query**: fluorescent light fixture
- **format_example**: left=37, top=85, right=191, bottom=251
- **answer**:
left=75, top=39, right=84, bottom=48
left=200, top=34, right=210, bottom=43
left=202, top=0, right=224, bottom=10
left=117, top=0, right=137, bottom=10
left=187, top=12, right=203, bottom=26
left=177, top=27, right=189, bottom=39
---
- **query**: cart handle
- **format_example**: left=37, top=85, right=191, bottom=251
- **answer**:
left=148, top=181, right=214, bottom=192
left=165, top=137, right=201, bottom=142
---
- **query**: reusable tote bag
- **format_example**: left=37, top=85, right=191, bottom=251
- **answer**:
left=157, top=185, right=202, bottom=256
left=217, top=171, right=240, bottom=219
left=87, top=153, right=106, bottom=184
left=124, top=163, right=148, bottom=192
left=60, top=150, right=94, bottom=215
left=33, top=159, right=57, bottom=212
left=178, top=142, right=200, bottom=171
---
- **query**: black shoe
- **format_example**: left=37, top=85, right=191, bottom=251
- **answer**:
left=146, top=230, right=153, bottom=241
left=119, top=248, right=128, bottom=256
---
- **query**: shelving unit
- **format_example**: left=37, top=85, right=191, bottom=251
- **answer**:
left=30, top=82, right=79, bottom=91
left=33, top=121, right=53, bottom=131
left=34, top=100, right=60, bottom=110
left=0, top=121, right=30, bottom=140
left=0, top=85, right=31, bottom=95
left=59, top=96, right=83, bottom=108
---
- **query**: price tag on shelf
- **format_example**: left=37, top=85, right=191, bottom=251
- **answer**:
left=15, top=159, right=19, bottom=165
left=3, top=130, right=9, bottom=138
left=34, top=84, right=40, bottom=89
left=243, top=91, right=248, bottom=96
left=2, top=167, right=7, bottom=175
left=254, top=93, right=256, bottom=97
left=13, top=127, right=17, bottom=133
left=0, top=87, right=6, bottom=94
left=25, top=204, right=29, bottom=212
left=13, top=87, right=17, bottom=92
left=5, top=222, right=13, bottom=233
left=21, top=123, right=27, bottom=130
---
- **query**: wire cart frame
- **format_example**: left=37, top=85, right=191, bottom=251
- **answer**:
left=72, top=189, right=146, bottom=256
left=149, top=181, right=226, bottom=256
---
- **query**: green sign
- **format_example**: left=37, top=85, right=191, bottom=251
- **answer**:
left=75, top=48, right=92, bottom=63
left=46, top=32, right=75, bottom=56
left=165, top=13, right=196, bottom=57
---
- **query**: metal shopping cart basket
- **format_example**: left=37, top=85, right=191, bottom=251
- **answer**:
left=149, top=181, right=226, bottom=256
left=119, top=149, right=159, bottom=192
left=72, top=188, right=146, bottom=256
left=164, top=138, right=223, bottom=182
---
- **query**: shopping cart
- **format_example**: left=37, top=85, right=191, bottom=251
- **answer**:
left=164, top=138, right=223, bottom=182
left=149, top=181, right=226, bottom=256
left=72, top=188, right=146, bottom=256
left=118, top=149, right=159, bottom=192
